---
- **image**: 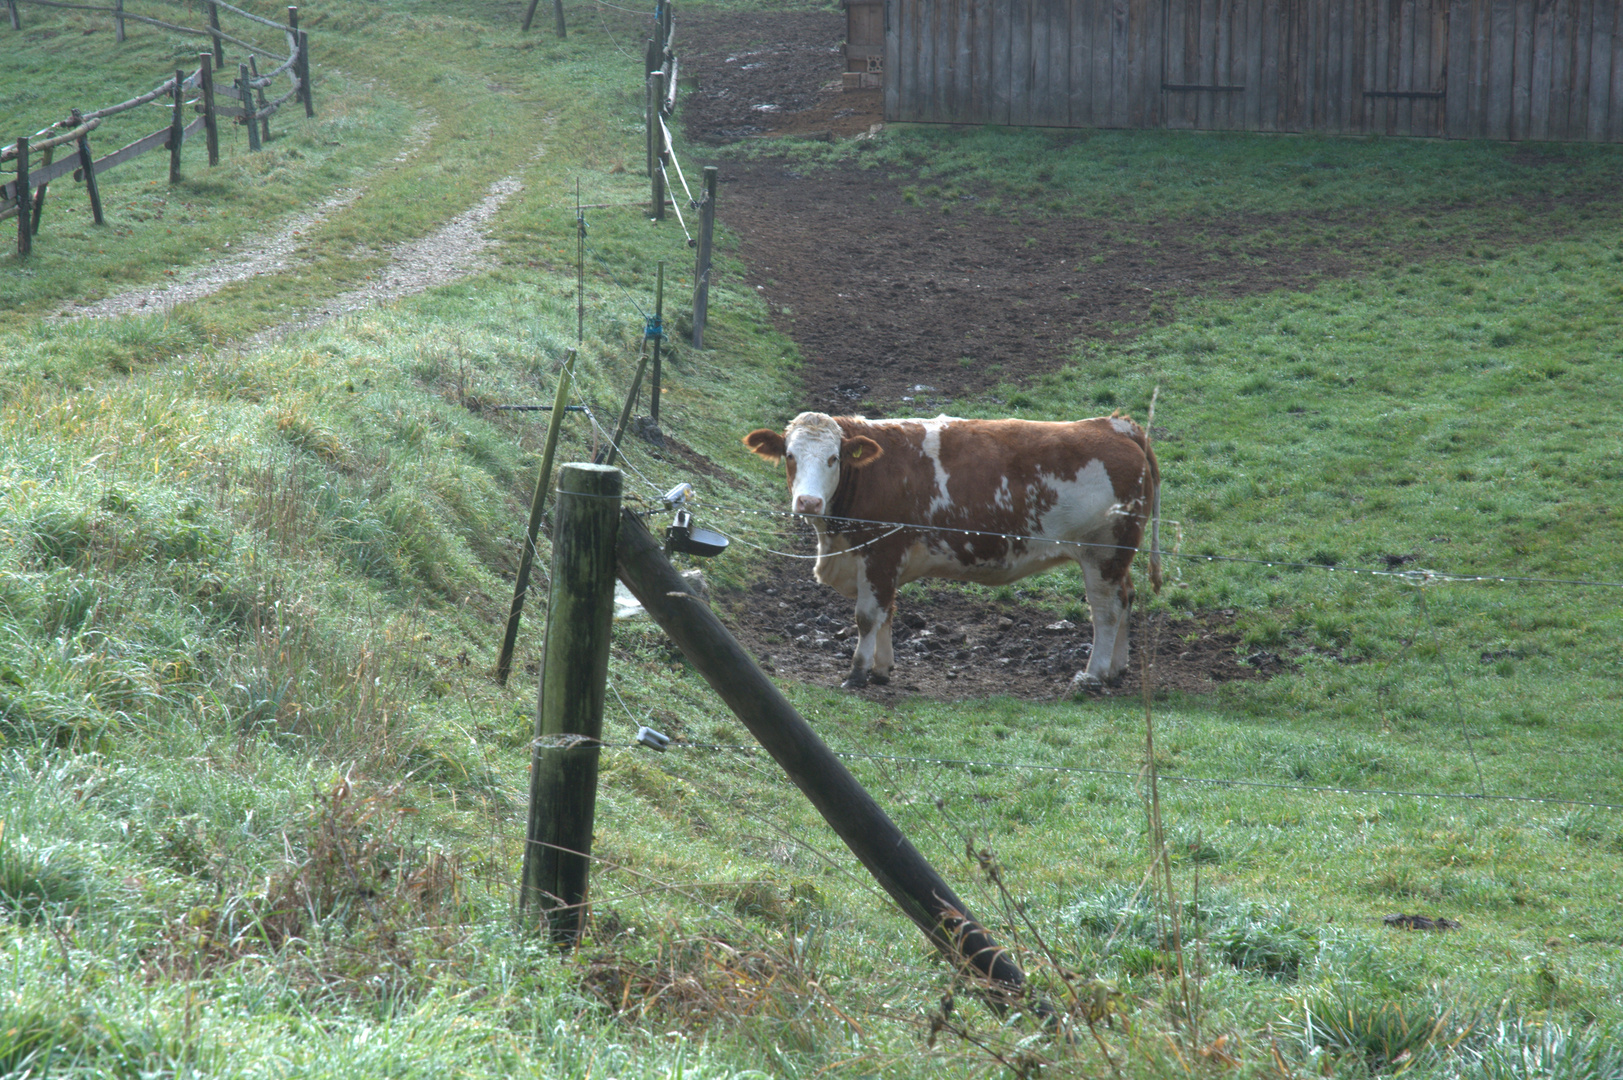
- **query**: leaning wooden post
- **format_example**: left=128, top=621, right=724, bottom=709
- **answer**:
left=248, top=57, right=270, bottom=143
left=519, top=463, right=621, bottom=945
left=552, top=0, right=565, bottom=38
left=649, top=261, right=664, bottom=425
left=14, top=136, right=30, bottom=257
left=29, top=145, right=51, bottom=236
left=496, top=349, right=576, bottom=687
left=603, top=350, right=649, bottom=467
left=71, top=110, right=104, bottom=225
left=6, top=0, right=20, bottom=32
left=650, top=70, right=667, bottom=220
left=691, top=165, right=716, bottom=349
left=615, top=513, right=1041, bottom=1013
left=168, top=69, right=186, bottom=183
left=198, top=54, right=219, bottom=166
left=207, top=1, right=224, bottom=68
left=520, top=0, right=540, bottom=32
left=239, top=63, right=260, bottom=151
left=113, top=0, right=125, bottom=41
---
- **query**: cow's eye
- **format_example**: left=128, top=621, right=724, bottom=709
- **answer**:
left=827, top=454, right=837, bottom=467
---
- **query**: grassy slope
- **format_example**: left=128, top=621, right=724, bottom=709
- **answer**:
left=4, top=0, right=1623, bottom=1077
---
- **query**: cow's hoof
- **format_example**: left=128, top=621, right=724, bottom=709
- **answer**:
left=868, top=671, right=891, bottom=686
left=1071, top=670, right=1104, bottom=691
left=841, top=671, right=870, bottom=690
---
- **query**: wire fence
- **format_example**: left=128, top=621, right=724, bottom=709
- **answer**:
left=495, top=4, right=1621, bottom=842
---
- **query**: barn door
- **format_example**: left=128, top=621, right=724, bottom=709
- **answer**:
left=1363, top=0, right=1449, bottom=136
left=1161, top=0, right=1250, bottom=129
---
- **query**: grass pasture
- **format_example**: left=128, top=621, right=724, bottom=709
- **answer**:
left=4, top=0, right=1623, bottom=1076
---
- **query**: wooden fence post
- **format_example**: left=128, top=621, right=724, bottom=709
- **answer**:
left=113, top=0, right=125, bottom=40
left=15, top=136, right=30, bottom=257
left=552, top=0, right=565, bottom=38
left=71, top=109, right=104, bottom=225
left=198, top=54, right=219, bottom=166
left=295, top=30, right=313, bottom=116
left=238, top=63, right=260, bottom=151
left=614, top=512, right=1039, bottom=1012
left=207, top=1, right=224, bottom=69
left=496, top=349, right=576, bottom=687
left=168, top=69, right=185, bottom=182
left=248, top=57, right=270, bottom=143
left=650, top=70, right=666, bottom=220
left=289, top=9, right=314, bottom=118
left=520, top=0, right=539, bottom=32
left=691, top=165, right=716, bottom=349
left=649, top=262, right=664, bottom=425
left=519, top=463, right=621, bottom=945
left=29, top=145, right=51, bottom=236
left=7, top=0, right=20, bottom=32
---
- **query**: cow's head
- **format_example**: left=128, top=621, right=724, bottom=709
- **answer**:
left=743, top=412, right=883, bottom=517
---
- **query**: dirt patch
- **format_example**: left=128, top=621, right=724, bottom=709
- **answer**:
left=679, top=11, right=882, bottom=144
left=718, top=553, right=1282, bottom=703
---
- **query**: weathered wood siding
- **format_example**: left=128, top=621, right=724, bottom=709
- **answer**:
left=882, top=0, right=1623, bottom=141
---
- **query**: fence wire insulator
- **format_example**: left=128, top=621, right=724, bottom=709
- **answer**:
left=636, top=725, right=671, bottom=752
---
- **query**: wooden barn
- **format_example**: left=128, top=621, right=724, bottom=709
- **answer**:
left=872, top=0, right=1623, bottom=142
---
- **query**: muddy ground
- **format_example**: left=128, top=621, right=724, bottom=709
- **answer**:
left=675, top=9, right=1432, bottom=411
left=733, top=560, right=1283, bottom=702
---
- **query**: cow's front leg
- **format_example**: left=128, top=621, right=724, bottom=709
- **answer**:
left=842, top=564, right=893, bottom=689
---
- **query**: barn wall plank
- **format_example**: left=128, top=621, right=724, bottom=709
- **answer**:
left=1551, top=0, right=1575, bottom=137
left=1513, top=0, right=1535, bottom=135
left=1487, top=0, right=1515, bottom=137
left=1608, top=0, right=1623, bottom=137
left=1530, top=0, right=1554, bottom=138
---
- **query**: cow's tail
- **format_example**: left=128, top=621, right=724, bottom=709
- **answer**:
left=1137, top=393, right=1163, bottom=594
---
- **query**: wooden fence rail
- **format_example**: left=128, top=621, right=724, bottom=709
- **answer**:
left=3, top=0, right=315, bottom=255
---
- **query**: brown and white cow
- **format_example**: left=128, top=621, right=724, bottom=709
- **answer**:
left=743, top=412, right=1162, bottom=689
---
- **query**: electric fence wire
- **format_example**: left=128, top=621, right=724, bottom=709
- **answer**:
left=589, top=740, right=1623, bottom=813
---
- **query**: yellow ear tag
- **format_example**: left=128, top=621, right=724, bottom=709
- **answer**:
left=852, top=447, right=862, bottom=459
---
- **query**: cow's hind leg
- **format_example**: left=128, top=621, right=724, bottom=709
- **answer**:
left=1078, top=562, right=1132, bottom=685
left=842, top=566, right=892, bottom=689
left=873, top=608, right=896, bottom=682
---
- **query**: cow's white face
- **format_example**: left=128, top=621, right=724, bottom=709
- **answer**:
left=742, top=412, right=883, bottom=519
left=784, top=415, right=845, bottom=516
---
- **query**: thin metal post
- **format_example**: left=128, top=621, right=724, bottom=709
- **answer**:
left=649, top=262, right=664, bottom=425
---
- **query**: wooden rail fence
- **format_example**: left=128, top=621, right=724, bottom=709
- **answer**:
left=3, top=0, right=315, bottom=255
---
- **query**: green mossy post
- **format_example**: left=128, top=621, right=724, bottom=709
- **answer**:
left=552, top=0, right=565, bottom=38
left=614, top=511, right=1038, bottom=1013
left=691, top=165, right=716, bottom=348
left=495, top=349, right=576, bottom=687
left=650, top=70, right=666, bottom=220
left=519, top=463, right=621, bottom=946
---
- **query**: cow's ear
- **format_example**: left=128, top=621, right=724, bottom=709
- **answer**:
left=842, top=436, right=884, bottom=468
left=742, top=429, right=787, bottom=464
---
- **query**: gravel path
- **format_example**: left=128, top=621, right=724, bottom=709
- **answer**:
left=54, top=116, right=530, bottom=336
